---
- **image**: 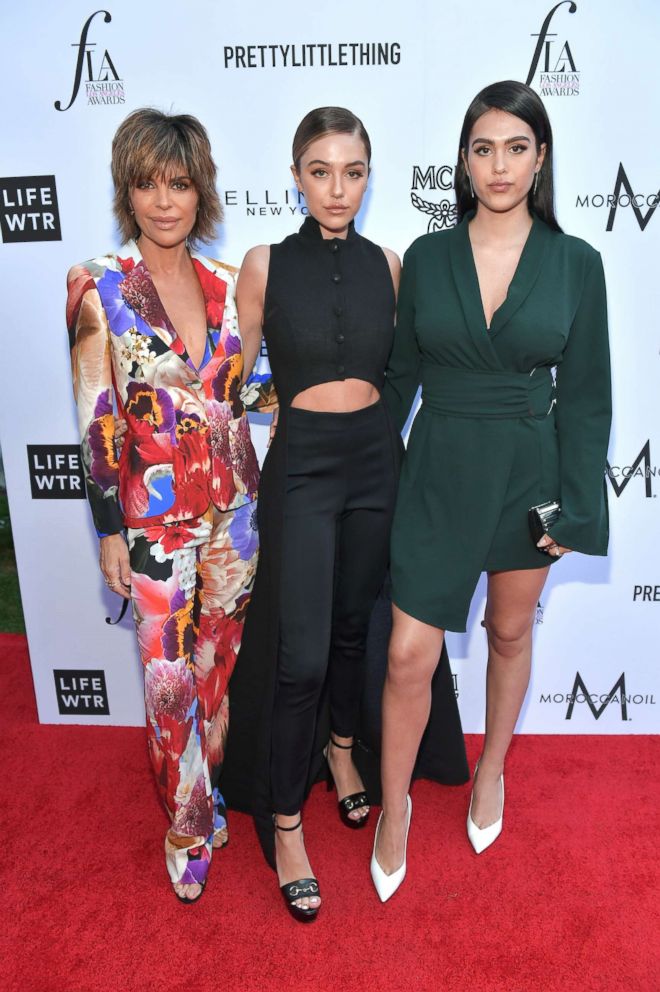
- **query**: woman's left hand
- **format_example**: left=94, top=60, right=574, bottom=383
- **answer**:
left=537, top=534, right=572, bottom=558
left=114, top=418, right=127, bottom=450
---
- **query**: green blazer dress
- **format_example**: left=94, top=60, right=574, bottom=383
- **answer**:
left=384, top=212, right=611, bottom=632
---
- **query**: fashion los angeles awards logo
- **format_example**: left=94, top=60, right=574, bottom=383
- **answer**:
left=576, top=164, right=660, bottom=232
left=526, top=1, right=579, bottom=96
left=410, top=165, right=457, bottom=232
left=54, top=10, right=125, bottom=111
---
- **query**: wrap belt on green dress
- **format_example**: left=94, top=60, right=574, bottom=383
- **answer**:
left=421, top=366, right=555, bottom=420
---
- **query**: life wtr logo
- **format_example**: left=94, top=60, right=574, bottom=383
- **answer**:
left=0, top=177, right=62, bottom=243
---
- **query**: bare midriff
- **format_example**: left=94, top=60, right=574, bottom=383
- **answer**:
left=290, top=378, right=379, bottom=413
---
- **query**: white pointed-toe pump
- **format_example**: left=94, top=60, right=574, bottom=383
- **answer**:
left=370, top=794, right=412, bottom=902
left=467, top=764, right=504, bottom=854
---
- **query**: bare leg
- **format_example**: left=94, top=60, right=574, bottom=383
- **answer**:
left=470, top=566, right=550, bottom=828
left=376, top=606, right=445, bottom=874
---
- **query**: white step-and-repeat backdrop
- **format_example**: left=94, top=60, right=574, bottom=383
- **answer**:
left=1, top=0, right=658, bottom=733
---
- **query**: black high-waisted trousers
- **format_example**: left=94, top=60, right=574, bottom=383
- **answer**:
left=271, top=399, right=399, bottom=814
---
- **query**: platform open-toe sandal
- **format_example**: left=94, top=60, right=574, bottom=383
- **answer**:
left=173, top=879, right=206, bottom=905
left=274, top=817, right=320, bottom=922
left=324, top=736, right=370, bottom=829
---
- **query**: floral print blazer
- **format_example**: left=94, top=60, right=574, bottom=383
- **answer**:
left=67, top=241, right=262, bottom=536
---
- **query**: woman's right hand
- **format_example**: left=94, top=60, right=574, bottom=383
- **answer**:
left=100, top=533, right=131, bottom=598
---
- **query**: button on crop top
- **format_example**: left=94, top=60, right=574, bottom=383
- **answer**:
left=262, top=216, right=396, bottom=405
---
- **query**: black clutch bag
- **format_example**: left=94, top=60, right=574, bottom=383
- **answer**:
left=528, top=499, right=561, bottom=543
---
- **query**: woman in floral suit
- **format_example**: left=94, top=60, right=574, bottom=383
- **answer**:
left=67, top=108, right=269, bottom=903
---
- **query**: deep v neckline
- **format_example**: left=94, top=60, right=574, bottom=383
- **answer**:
left=467, top=218, right=535, bottom=333
left=129, top=240, right=211, bottom=372
left=147, top=258, right=209, bottom=372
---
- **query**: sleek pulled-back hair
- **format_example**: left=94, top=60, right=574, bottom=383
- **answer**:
left=292, top=106, right=372, bottom=169
left=455, top=80, right=562, bottom=232
left=111, top=107, right=223, bottom=245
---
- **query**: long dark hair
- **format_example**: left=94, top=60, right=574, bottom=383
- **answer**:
left=455, top=80, right=562, bottom=232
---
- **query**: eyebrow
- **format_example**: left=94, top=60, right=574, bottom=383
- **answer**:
left=306, top=158, right=367, bottom=167
left=471, top=136, right=531, bottom=146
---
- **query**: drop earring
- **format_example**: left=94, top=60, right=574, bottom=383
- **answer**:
left=533, top=172, right=539, bottom=196
left=468, top=172, right=474, bottom=198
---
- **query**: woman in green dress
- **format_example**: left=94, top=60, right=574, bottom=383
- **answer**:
left=371, top=80, right=611, bottom=901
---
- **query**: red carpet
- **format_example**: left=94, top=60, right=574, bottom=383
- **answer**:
left=2, top=633, right=658, bottom=992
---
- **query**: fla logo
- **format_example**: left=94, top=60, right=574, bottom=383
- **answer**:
left=54, top=10, right=125, bottom=111
left=526, top=1, right=579, bottom=96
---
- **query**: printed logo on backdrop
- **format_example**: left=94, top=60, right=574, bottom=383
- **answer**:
left=539, top=672, right=656, bottom=722
left=54, top=10, right=125, bottom=111
left=223, top=42, right=401, bottom=70
left=633, top=584, right=660, bottom=603
left=576, top=165, right=660, bottom=231
left=27, top=445, right=85, bottom=499
left=0, top=177, right=61, bottom=243
left=54, top=670, right=109, bottom=715
left=606, top=440, right=658, bottom=498
left=410, top=165, right=457, bottom=232
left=224, top=187, right=307, bottom=219
left=526, top=1, right=579, bottom=96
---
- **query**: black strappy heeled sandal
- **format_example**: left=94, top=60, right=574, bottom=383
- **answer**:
left=325, top=736, right=371, bottom=830
left=273, top=817, right=320, bottom=922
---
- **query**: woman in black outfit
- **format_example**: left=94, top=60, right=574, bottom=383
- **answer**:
left=221, top=107, right=467, bottom=920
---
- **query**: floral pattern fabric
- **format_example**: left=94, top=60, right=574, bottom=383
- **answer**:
left=67, top=241, right=260, bottom=535
left=129, top=500, right=258, bottom=885
left=67, top=244, right=264, bottom=887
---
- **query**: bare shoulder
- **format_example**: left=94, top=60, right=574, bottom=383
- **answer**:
left=241, top=244, right=270, bottom=276
left=382, top=247, right=402, bottom=293
left=382, top=247, right=401, bottom=273
left=237, top=245, right=270, bottom=308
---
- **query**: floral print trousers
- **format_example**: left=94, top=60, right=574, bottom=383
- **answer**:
left=127, top=499, right=258, bottom=886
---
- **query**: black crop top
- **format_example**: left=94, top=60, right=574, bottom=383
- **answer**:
left=262, top=216, right=395, bottom=405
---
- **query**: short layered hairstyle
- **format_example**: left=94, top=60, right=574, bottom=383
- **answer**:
left=111, top=108, right=223, bottom=245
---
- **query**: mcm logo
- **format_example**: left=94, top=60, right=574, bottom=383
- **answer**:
left=410, top=165, right=457, bottom=232
left=606, top=440, right=656, bottom=498
left=606, top=164, right=660, bottom=232
left=566, top=672, right=627, bottom=721
left=54, top=10, right=124, bottom=111
left=526, top=1, right=579, bottom=96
